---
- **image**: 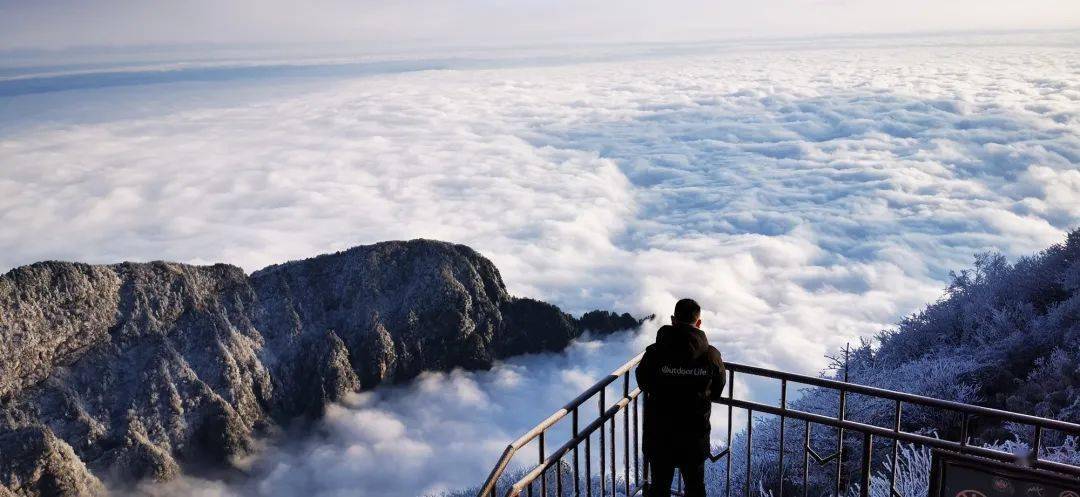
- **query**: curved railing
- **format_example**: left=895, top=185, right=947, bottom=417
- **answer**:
left=479, top=353, right=1080, bottom=497
left=477, top=352, right=645, bottom=497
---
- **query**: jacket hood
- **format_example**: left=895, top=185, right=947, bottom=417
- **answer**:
left=656, top=322, right=710, bottom=360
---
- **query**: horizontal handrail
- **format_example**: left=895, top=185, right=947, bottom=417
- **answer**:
left=725, top=362, right=1080, bottom=434
left=721, top=396, right=1080, bottom=477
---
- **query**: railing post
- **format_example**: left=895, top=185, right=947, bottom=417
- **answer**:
left=803, top=421, right=811, bottom=497
left=557, top=455, right=564, bottom=497
left=643, top=393, right=650, bottom=496
left=600, top=390, right=606, bottom=497
left=746, top=409, right=753, bottom=497
left=889, top=401, right=902, bottom=497
left=726, top=368, right=735, bottom=497
left=633, top=395, right=640, bottom=489
left=573, top=407, right=580, bottom=497
left=610, top=405, right=616, bottom=497
left=540, top=432, right=547, bottom=497
left=779, top=378, right=787, bottom=497
left=835, top=390, right=846, bottom=497
left=859, top=433, right=872, bottom=497
left=624, top=373, right=631, bottom=497
left=586, top=432, right=593, bottom=497
left=960, top=413, right=970, bottom=449
left=1033, top=425, right=1043, bottom=463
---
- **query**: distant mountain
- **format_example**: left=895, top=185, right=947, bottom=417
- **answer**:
left=0, top=240, right=643, bottom=497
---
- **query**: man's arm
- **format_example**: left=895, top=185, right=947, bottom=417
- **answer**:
left=708, top=348, right=727, bottom=402
left=636, top=346, right=659, bottom=393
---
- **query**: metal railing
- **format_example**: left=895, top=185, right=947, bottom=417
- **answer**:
left=477, top=352, right=646, bottom=497
left=478, top=353, right=1080, bottom=497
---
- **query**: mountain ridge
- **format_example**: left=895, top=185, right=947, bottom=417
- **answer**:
left=0, top=239, right=644, bottom=496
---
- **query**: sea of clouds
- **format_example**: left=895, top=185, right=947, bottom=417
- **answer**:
left=1, top=34, right=1078, bottom=496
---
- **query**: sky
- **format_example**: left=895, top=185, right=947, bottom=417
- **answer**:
left=1, top=0, right=1079, bottom=51
left=1, top=9, right=1079, bottom=497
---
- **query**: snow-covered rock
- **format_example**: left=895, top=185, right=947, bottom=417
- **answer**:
left=0, top=239, right=640, bottom=496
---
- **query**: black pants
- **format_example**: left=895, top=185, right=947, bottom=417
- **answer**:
left=648, top=456, right=706, bottom=497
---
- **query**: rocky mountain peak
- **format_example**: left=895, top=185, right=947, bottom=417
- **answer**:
left=0, top=240, right=642, bottom=496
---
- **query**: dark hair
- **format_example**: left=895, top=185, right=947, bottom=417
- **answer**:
left=673, top=298, right=701, bottom=324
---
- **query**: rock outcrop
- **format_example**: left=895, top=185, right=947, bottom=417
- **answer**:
left=0, top=240, right=643, bottom=496
left=0, top=428, right=106, bottom=497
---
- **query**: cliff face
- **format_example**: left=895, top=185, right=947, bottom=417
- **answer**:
left=0, top=240, right=642, bottom=496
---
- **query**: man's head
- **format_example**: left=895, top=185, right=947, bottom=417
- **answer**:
left=671, top=298, right=702, bottom=328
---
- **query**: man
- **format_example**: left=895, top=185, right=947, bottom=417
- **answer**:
left=636, top=298, right=727, bottom=497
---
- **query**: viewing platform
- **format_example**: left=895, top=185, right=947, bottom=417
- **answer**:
left=478, top=353, right=1080, bottom=497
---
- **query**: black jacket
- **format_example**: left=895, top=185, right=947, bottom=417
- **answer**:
left=635, top=323, right=726, bottom=460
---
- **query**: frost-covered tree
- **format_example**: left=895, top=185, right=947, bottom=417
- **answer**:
left=713, top=229, right=1080, bottom=497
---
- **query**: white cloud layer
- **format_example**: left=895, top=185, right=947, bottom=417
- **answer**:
left=135, top=332, right=654, bottom=497
left=2, top=35, right=1078, bottom=496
